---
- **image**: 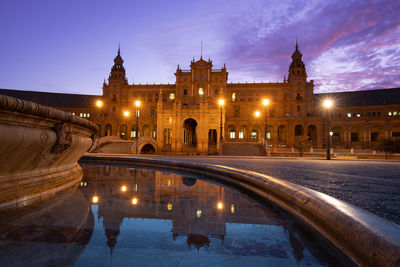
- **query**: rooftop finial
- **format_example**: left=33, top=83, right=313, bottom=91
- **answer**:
left=118, top=43, right=120, bottom=55
left=201, top=40, right=203, bottom=59
left=295, top=38, right=298, bottom=50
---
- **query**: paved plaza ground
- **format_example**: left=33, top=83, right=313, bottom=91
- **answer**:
left=133, top=155, right=400, bottom=225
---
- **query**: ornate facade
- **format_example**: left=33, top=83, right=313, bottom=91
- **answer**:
left=1, top=42, right=399, bottom=154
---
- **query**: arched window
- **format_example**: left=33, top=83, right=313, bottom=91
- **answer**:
left=198, top=88, right=204, bottom=96
left=169, top=93, right=175, bottom=101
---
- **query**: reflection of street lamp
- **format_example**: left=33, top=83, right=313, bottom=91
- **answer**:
left=262, top=99, right=270, bottom=156
left=92, top=195, right=99, bottom=204
left=323, top=99, right=334, bottom=160
left=131, top=197, right=138, bottom=205
left=123, top=110, right=130, bottom=140
left=218, top=99, right=225, bottom=156
left=217, top=186, right=223, bottom=210
left=135, top=100, right=141, bottom=154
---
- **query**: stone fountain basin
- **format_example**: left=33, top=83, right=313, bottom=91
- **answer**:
left=0, top=94, right=98, bottom=209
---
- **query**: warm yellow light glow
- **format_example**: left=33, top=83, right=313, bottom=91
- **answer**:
left=92, top=195, right=99, bottom=204
left=254, top=111, right=261, bottom=117
left=131, top=197, right=138, bottom=205
left=217, top=201, right=223, bottom=210
left=196, top=209, right=202, bottom=218
left=330, top=131, right=333, bottom=136
left=323, top=99, right=333, bottom=109
left=199, top=88, right=204, bottom=96
left=218, top=99, right=225, bottom=106
left=123, top=110, right=130, bottom=117
left=121, top=185, right=127, bottom=192
left=96, top=100, right=103, bottom=108
left=231, top=204, right=235, bottom=213
left=262, top=99, right=270, bottom=106
left=167, top=202, right=173, bottom=211
left=135, top=100, right=141, bottom=107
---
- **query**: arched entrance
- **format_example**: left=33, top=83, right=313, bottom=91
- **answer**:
left=105, top=124, right=112, bottom=136
left=278, top=125, right=286, bottom=145
left=294, top=125, right=304, bottom=136
left=307, top=125, right=317, bottom=147
left=183, top=118, right=197, bottom=146
left=140, top=143, right=156, bottom=154
left=120, top=124, right=128, bottom=139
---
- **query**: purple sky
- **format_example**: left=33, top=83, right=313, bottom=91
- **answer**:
left=0, top=0, right=399, bottom=94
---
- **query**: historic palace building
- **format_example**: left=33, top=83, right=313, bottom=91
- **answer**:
left=1, top=43, right=399, bottom=154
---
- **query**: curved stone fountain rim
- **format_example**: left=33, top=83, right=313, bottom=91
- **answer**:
left=80, top=154, right=400, bottom=267
left=0, top=94, right=98, bottom=132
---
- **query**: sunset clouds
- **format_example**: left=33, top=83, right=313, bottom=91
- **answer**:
left=0, top=0, right=398, bottom=94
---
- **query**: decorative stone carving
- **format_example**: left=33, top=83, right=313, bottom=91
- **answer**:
left=51, top=122, right=72, bottom=154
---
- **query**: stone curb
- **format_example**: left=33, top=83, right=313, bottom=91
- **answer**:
left=80, top=154, right=400, bottom=267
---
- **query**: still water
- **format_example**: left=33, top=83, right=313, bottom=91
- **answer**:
left=0, top=165, right=353, bottom=266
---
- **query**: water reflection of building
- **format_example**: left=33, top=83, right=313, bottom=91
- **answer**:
left=81, top=165, right=280, bottom=251
left=0, top=190, right=94, bottom=266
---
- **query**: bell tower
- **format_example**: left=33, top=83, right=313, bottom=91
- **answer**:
left=288, top=41, right=307, bottom=83
left=109, top=46, right=127, bottom=84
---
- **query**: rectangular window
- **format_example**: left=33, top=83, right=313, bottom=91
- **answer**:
left=136, top=110, right=140, bottom=117
left=131, top=131, right=136, bottom=138
left=351, top=133, right=359, bottom=142
left=239, top=131, right=244, bottom=139
left=371, top=132, right=379, bottom=142
left=266, top=131, right=271, bottom=139
left=240, top=94, right=245, bottom=101
left=215, top=89, right=219, bottom=95
left=248, top=94, right=253, bottom=101
left=151, top=110, right=156, bottom=118
left=251, top=131, right=257, bottom=139
left=229, top=131, right=236, bottom=139
left=347, top=113, right=351, bottom=117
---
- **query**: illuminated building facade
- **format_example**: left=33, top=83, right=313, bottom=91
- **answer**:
left=1, top=42, right=399, bottom=154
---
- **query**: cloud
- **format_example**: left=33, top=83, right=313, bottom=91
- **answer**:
left=219, top=0, right=400, bottom=92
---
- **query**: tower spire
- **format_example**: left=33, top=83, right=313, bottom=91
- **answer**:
left=118, top=43, right=120, bottom=55
left=296, top=38, right=298, bottom=50
left=201, top=40, right=203, bottom=59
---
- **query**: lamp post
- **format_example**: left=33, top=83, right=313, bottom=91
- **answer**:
left=262, top=99, right=270, bottom=156
left=218, top=99, right=225, bottom=156
left=123, top=110, right=130, bottom=140
left=254, top=111, right=260, bottom=141
left=135, top=100, right=141, bottom=154
left=95, top=100, right=103, bottom=136
left=323, top=99, right=334, bottom=160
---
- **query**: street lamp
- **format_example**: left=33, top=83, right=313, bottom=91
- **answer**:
left=123, top=110, right=129, bottom=140
left=135, top=100, right=141, bottom=154
left=323, top=99, right=334, bottom=160
left=95, top=100, right=103, bottom=136
left=218, top=99, right=225, bottom=156
left=262, top=99, right=270, bottom=156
